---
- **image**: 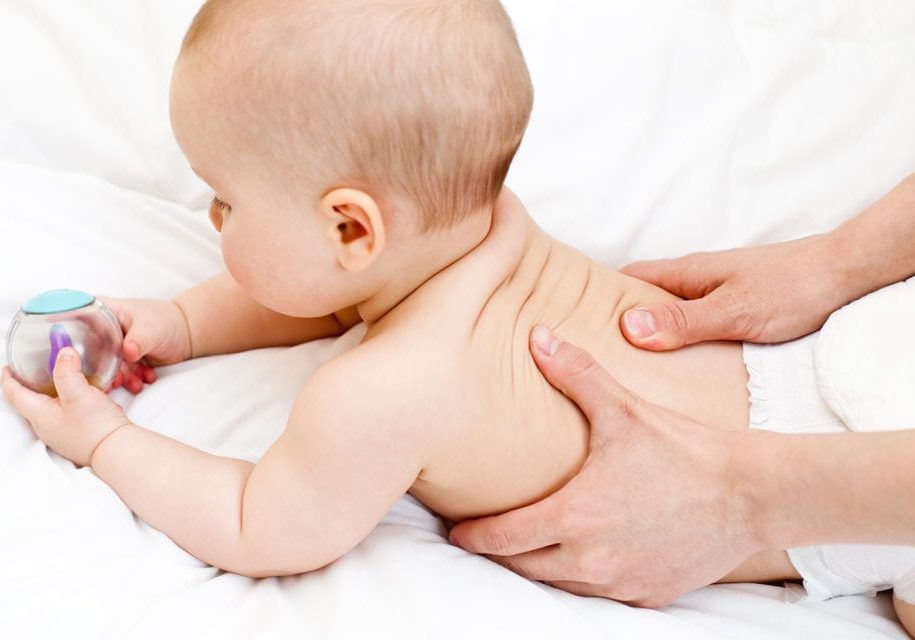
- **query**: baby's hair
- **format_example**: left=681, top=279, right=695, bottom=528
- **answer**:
left=181, top=0, right=534, bottom=231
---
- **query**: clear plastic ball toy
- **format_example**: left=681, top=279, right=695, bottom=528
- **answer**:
left=5, top=290, right=122, bottom=397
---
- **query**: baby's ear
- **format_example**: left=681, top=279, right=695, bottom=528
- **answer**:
left=320, top=188, right=387, bottom=272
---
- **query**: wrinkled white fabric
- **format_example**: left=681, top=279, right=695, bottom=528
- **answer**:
left=744, top=333, right=845, bottom=436
left=816, top=279, right=915, bottom=434
left=787, top=545, right=915, bottom=605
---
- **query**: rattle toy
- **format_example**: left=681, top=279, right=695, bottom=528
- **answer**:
left=5, top=290, right=123, bottom=397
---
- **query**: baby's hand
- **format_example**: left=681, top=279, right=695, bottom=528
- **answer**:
left=97, top=296, right=193, bottom=394
left=2, top=349, right=132, bottom=468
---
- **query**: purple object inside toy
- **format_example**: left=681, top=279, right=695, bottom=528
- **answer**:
left=48, top=324, right=73, bottom=376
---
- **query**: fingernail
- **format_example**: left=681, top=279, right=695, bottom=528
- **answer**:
left=58, top=347, right=74, bottom=361
left=624, top=309, right=657, bottom=339
left=532, top=325, right=560, bottom=357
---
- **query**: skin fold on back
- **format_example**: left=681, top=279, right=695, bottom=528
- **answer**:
left=367, top=201, right=751, bottom=521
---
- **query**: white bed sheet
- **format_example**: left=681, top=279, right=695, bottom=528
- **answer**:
left=2, top=1, right=914, bottom=638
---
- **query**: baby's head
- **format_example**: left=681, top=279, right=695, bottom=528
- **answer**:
left=170, top=0, right=533, bottom=317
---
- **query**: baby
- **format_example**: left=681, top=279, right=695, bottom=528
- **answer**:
left=3, top=0, right=912, bottom=632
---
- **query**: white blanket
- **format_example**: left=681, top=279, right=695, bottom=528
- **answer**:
left=2, top=1, right=914, bottom=638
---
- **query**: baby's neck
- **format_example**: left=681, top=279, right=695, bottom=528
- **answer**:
left=357, top=210, right=496, bottom=326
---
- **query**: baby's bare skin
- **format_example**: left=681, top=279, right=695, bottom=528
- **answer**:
left=366, top=198, right=806, bottom=588
left=394, top=203, right=749, bottom=520
left=354, top=196, right=796, bottom=584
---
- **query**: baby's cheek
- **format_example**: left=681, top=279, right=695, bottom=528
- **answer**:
left=220, top=237, right=250, bottom=289
left=220, top=238, right=277, bottom=304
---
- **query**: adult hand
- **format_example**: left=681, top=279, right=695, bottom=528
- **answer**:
left=448, top=327, right=760, bottom=608
left=619, top=233, right=851, bottom=351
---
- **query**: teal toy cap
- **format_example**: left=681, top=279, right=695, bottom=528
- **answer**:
left=7, top=289, right=121, bottom=396
left=22, top=289, right=96, bottom=315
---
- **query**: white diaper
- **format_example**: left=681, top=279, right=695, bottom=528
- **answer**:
left=742, top=278, right=915, bottom=605
left=785, top=545, right=915, bottom=604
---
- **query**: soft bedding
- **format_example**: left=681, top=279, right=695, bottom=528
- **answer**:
left=2, top=1, right=915, bottom=638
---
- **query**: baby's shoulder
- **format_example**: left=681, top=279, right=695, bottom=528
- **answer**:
left=291, top=330, right=453, bottom=461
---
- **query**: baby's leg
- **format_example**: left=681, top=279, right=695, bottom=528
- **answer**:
left=716, top=549, right=801, bottom=584
left=894, top=595, right=915, bottom=638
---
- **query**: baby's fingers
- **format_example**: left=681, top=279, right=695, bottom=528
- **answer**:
left=110, top=369, right=123, bottom=390
left=139, top=361, right=157, bottom=383
left=112, top=361, right=155, bottom=395
left=1, top=366, right=53, bottom=420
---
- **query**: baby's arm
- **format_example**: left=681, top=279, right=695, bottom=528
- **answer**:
left=174, top=271, right=361, bottom=358
left=88, top=351, right=422, bottom=576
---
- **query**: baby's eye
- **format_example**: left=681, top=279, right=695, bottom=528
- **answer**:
left=208, top=196, right=231, bottom=233
left=210, top=195, right=232, bottom=214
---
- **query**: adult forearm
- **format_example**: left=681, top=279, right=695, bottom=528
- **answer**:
left=173, top=272, right=357, bottom=357
left=90, top=423, right=256, bottom=572
left=741, top=428, right=915, bottom=550
left=833, top=171, right=915, bottom=301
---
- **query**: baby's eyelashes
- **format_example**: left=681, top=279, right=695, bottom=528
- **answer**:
left=208, top=196, right=230, bottom=232
left=210, top=195, right=231, bottom=214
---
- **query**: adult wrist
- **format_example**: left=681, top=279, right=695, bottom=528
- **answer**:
left=828, top=171, right=915, bottom=302
left=733, top=423, right=915, bottom=554
left=730, top=428, right=791, bottom=552
left=822, top=227, right=873, bottom=309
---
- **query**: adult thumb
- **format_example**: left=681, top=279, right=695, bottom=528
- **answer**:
left=52, top=348, right=90, bottom=398
left=529, top=326, right=638, bottom=433
left=620, top=297, right=728, bottom=351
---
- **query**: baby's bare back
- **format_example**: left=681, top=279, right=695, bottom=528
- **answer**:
left=391, top=212, right=750, bottom=521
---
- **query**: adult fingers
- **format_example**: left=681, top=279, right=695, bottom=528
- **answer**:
left=51, top=348, right=91, bottom=399
left=529, top=326, right=640, bottom=431
left=620, top=294, right=737, bottom=351
left=486, top=546, right=576, bottom=583
left=449, top=493, right=563, bottom=556
left=546, top=580, right=674, bottom=608
left=1, top=366, right=53, bottom=419
left=546, top=580, right=610, bottom=598
left=621, top=256, right=718, bottom=300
